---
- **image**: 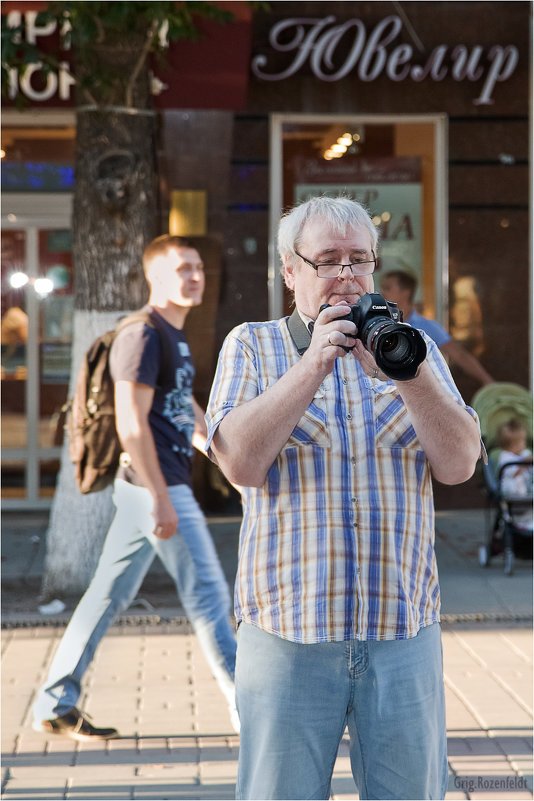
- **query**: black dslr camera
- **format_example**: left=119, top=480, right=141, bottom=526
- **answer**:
left=320, top=293, right=427, bottom=381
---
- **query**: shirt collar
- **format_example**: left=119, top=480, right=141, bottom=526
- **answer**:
left=297, top=309, right=315, bottom=334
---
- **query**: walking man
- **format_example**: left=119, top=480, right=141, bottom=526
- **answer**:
left=33, top=235, right=237, bottom=739
left=205, top=196, right=481, bottom=799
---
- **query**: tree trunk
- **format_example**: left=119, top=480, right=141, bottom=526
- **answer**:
left=73, top=108, right=157, bottom=311
left=41, top=105, right=158, bottom=600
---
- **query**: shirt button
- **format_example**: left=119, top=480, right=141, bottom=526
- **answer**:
left=351, top=497, right=357, bottom=504
left=342, top=379, right=348, bottom=385
left=346, top=413, right=352, bottom=420
left=351, top=457, right=356, bottom=465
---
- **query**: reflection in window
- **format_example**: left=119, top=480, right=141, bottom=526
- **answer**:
left=451, top=276, right=485, bottom=358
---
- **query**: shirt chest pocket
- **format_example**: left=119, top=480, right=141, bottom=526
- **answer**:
left=259, top=376, right=330, bottom=449
left=288, top=389, right=330, bottom=448
left=373, top=382, right=420, bottom=449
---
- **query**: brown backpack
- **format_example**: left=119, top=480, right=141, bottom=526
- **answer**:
left=67, top=310, right=172, bottom=494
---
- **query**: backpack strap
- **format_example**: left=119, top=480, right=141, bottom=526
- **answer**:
left=286, top=308, right=312, bottom=355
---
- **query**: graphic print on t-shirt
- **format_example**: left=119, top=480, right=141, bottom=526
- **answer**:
left=163, top=360, right=195, bottom=446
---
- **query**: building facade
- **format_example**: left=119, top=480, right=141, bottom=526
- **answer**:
left=1, top=1, right=531, bottom=509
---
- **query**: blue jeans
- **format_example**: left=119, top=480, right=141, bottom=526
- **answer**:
left=33, top=479, right=236, bottom=721
left=235, top=622, right=448, bottom=801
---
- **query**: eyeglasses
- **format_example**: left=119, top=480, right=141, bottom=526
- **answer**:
left=294, top=249, right=377, bottom=279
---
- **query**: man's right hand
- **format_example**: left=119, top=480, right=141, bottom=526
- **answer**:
left=151, top=495, right=178, bottom=539
left=304, top=302, right=358, bottom=375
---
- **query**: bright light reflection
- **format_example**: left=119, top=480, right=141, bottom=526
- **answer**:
left=33, top=277, right=55, bottom=297
left=9, top=271, right=29, bottom=289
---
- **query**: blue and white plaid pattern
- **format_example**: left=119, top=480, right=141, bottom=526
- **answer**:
left=206, top=318, right=478, bottom=643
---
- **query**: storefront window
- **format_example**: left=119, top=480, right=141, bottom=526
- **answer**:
left=2, top=230, right=28, bottom=473
left=1, top=225, right=73, bottom=502
left=1, top=116, right=74, bottom=507
left=270, top=115, right=446, bottom=322
left=1, top=123, right=75, bottom=193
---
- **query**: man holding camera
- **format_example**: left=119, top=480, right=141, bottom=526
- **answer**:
left=205, top=196, right=481, bottom=800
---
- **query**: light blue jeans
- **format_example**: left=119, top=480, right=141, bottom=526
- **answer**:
left=33, top=479, right=236, bottom=721
left=235, top=622, right=448, bottom=801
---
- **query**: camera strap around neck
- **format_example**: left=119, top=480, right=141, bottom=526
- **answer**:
left=287, top=308, right=312, bottom=356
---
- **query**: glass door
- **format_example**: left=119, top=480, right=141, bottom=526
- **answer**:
left=269, top=114, right=447, bottom=323
left=2, top=196, right=73, bottom=508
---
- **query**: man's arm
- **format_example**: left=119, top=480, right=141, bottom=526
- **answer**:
left=114, top=380, right=177, bottom=539
left=211, top=357, right=326, bottom=488
left=440, top=339, right=494, bottom=386
left=210, top=306, right=355, bottom=488
left=192, top=396, right=208, bottom=453
left=211, top=306, right=481, bottom=490
left=393, top=359, right=481, bottom=485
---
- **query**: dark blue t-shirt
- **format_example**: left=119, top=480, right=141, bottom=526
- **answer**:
left=109, top=307, right=195, bottom=487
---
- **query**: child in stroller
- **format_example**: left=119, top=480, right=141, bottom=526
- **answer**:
left=497, top=419, right=533, bottom=510
left=472, top=383, right=533, bottom=575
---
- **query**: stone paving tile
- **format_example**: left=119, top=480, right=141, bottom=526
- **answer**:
left=135, top=762, right=199, bottom=780
left=7, top=763, right=137, bottom=781
left=130, top=780, right=232, bottom=800
left=0, top=775, right=70, bottom=800
left=66, top=779, right=135, bottom=799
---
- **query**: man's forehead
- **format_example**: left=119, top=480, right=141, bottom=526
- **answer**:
left=168, top=246, right=202, bottom=262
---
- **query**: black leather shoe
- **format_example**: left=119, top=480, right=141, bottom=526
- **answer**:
left=33, top=707, right=119, bottom=741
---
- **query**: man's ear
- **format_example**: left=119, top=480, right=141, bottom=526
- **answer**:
left=283, top=255, right=296, bottom=290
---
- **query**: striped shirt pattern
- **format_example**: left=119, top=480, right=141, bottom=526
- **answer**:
left=206, top=318, right=478, bottom=644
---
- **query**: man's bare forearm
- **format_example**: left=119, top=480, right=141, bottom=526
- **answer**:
left=211, top=357, right=327, bottom=487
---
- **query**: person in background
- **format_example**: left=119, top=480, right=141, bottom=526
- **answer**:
left=380, top=269, right=494, bottom=387
left=496, top=418, right=533, bottom=500
left=205, top=196, right=481, bottom=800
left=32, top=235, right=238, bottom=741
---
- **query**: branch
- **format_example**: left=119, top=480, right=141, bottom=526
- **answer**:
left=94, top=15, right=105, bottom=45
left=125, top=20, right=158, bottom=108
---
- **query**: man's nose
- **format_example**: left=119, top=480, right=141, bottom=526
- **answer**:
left=337, top=266, right=361, bottom=281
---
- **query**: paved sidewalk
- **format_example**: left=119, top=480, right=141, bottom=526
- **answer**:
left=1, top=621, right=532, bottom=800
left=1, top=509, right=532, bottom=800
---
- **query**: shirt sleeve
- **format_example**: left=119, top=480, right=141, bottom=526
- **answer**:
left=109, top=322, right=161, bottom=387
left=409, top=312, right=451, bottom=348
left=205, top=324, right=260, bottom=457
left=423, top=333, right=481, bottom=432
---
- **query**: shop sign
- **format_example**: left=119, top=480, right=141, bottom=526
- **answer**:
left=251, top=15, right=519, bottom=105
left=3, top=7, right=251, bottom=110
left=3, top=10, right=74, bottom=103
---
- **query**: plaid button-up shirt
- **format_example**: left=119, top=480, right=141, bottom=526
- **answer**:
left=206, top=316, right=477, bottom=644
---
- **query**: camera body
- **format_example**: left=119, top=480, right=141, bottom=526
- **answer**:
left=320, top=292, right=427, bottom=381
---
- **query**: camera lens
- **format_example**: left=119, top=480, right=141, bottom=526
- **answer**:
left=364, top=320, right=427, bottom=381
left=380, top=333, right=411, bottom=362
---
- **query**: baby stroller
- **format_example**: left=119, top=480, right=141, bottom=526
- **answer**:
left=471, top=382, right=533, bottom=575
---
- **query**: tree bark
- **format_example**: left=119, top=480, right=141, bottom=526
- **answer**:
left=41, top=104, right=158, bottom=599
left=74, top=108, right=157, bottom=311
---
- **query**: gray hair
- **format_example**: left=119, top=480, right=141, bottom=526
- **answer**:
left=277, top=196, right=379, bottom=268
